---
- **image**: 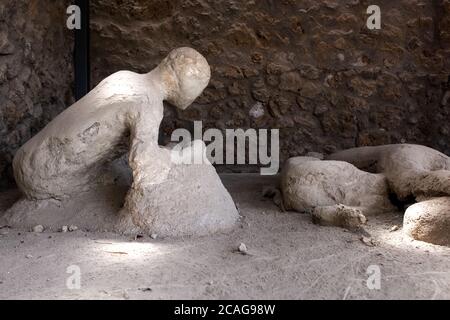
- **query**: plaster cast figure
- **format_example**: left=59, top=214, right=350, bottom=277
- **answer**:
left=404, top=197, right=450, bottom=246
left=10, top=47, right=239, bottom=236
left=328, top=144, right=450, bottom=244
left=280, top=157, right=395, bottom=229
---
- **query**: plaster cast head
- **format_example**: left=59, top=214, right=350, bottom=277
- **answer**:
left=156, top=47, right=211, bottom=110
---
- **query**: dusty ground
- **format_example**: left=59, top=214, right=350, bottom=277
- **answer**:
left=0, top=174, right=449, bottom=300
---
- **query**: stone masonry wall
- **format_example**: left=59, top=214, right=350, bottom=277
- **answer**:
left=91, top=0, right=450, bottom=169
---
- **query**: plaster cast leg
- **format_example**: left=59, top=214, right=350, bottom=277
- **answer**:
left=391, top=169, right=450, bottom=201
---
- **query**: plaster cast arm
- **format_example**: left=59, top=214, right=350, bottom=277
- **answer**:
left=127, top=108, right=171, bottom=187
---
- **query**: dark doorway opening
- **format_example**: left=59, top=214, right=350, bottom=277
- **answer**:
left=74, top=0, right=90, bottom=100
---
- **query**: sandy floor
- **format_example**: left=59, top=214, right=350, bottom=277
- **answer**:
left=0, top=174, right=449, bottom=300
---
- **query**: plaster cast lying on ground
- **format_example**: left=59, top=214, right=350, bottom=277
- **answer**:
left=327, top=144, right=450, bottom=245
left=10, top=47, right=239, bottom=236
left=280, top=157, right=395, bottom=229
left=14, top=47, right=209, bottom=199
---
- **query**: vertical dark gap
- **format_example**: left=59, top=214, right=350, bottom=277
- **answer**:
left=74, top=0, right=90, bottom=101
left=432, top=0, right=444, bottom=49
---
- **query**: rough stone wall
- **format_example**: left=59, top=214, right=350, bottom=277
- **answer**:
left=0, top=0, right=74, bottom=187
left=90, top=0, right=450, bottom=168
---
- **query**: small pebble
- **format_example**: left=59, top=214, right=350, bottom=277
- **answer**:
left=389, top=225, right=399, bottom=232
left=68, top=225, right=78, bottom=232
left=150, top=234, right=158, bottom=240
left=61, top=226, right=68, bottom=233
left=360, top=236, right=376, bottom=247
left=32, top=225, right=44, bottom=233
left=123, top=290, right=130, bottom=300
left=238, top=243, right=248, bottom=254
left=26, top=254, right=33, bottom=259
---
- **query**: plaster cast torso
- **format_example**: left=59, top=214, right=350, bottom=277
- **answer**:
left=14, top=70, right=165, bottom=199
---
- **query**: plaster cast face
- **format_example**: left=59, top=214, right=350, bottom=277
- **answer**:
left=158, top=47, right=211, bottom=109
